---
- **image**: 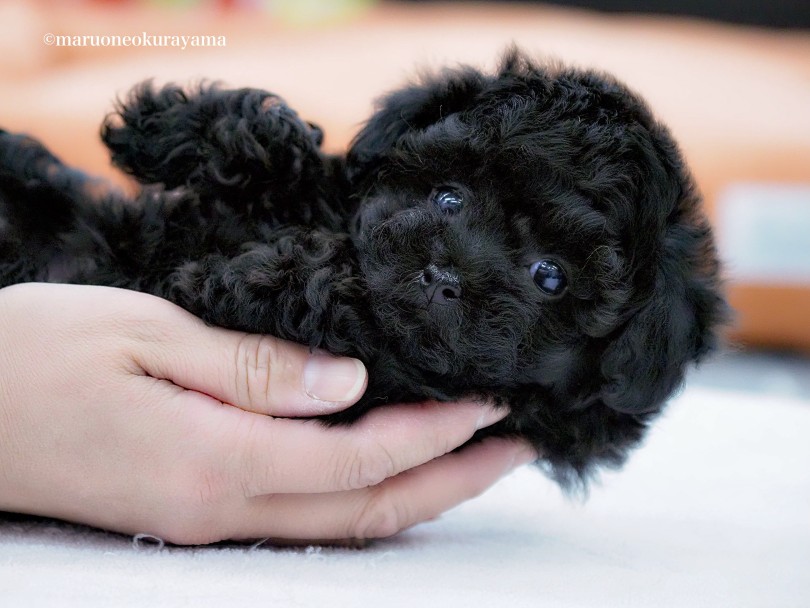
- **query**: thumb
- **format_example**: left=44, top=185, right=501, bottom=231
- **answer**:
left=135, top=308, right=367, bottom=417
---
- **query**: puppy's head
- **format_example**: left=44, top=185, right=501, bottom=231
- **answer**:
left=347, top=51, right=726, bottom=473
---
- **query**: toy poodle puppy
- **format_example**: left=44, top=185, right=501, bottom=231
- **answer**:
left=0, top=50, right=726, bottom=487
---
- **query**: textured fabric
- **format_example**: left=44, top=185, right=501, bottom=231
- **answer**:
left=2, top=386, right=808, bottom=607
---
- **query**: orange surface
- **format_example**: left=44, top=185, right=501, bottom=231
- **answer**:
left=2, top=1, right=809, bottom=350
left=728, top=286, right=810, bottom=351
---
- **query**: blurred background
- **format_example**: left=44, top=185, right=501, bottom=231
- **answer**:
left=1, top=0, right=808, bottom=397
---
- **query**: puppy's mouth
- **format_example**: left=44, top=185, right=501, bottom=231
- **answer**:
left=372, top=275, right=529, bottom=381
left=361, top=259, right=528, bottom=381
left=363, top=266, right=465, bottom=347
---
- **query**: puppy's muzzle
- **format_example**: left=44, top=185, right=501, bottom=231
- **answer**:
left=419, top=263, right=462, bottom=305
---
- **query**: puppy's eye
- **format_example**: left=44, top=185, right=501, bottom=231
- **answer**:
left=431, top=187, right=464, bottom=215
left=530, top=259, right=567, bottom=296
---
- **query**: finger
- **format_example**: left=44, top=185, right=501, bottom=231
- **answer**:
left=132, top=308, right=367, bottom=416
left=233, top=399, right=509, bottom=495
left=231, top=438, right=536, bottom=541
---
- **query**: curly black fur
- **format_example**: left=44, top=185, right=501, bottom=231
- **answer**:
left=0, top=50, right=727, bottom=488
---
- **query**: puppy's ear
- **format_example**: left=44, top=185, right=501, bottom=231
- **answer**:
left=600, top=268, right=722, bottom=415
left=347, top=67, right=486, bottom=182
left=599, top=136, right=727, bottom=415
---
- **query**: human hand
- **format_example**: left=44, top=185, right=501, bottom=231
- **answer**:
left=0, top=283, right=534, bottom=545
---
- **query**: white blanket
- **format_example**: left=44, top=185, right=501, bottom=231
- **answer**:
left=2, top=386, right=809, bottom=607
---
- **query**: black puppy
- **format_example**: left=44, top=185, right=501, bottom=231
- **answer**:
left=0, top=51, right=726, bottom=487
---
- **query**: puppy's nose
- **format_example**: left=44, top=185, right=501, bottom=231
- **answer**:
left=419, top=263, right=462, bottom=304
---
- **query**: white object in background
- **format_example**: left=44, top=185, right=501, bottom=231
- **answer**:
left=716, top=183, right=810, bottom=284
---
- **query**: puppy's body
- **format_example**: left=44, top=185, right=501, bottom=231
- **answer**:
left=0, top=52, right=726, bottom=486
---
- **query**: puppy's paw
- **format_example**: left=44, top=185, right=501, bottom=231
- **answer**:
left=101, top=82, right=324, bottom=198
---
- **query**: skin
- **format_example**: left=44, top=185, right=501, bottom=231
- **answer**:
left=0, top=283, right=534, bottom=545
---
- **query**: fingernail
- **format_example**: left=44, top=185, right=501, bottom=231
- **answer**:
left=304, top=355, right=366, bottom=403
left=475, top=405, right=508, bottom=430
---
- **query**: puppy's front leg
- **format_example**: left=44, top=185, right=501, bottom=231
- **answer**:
left=101, top=83, right=331, bottom=215
left=162, top=229, right=372, bottom=357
